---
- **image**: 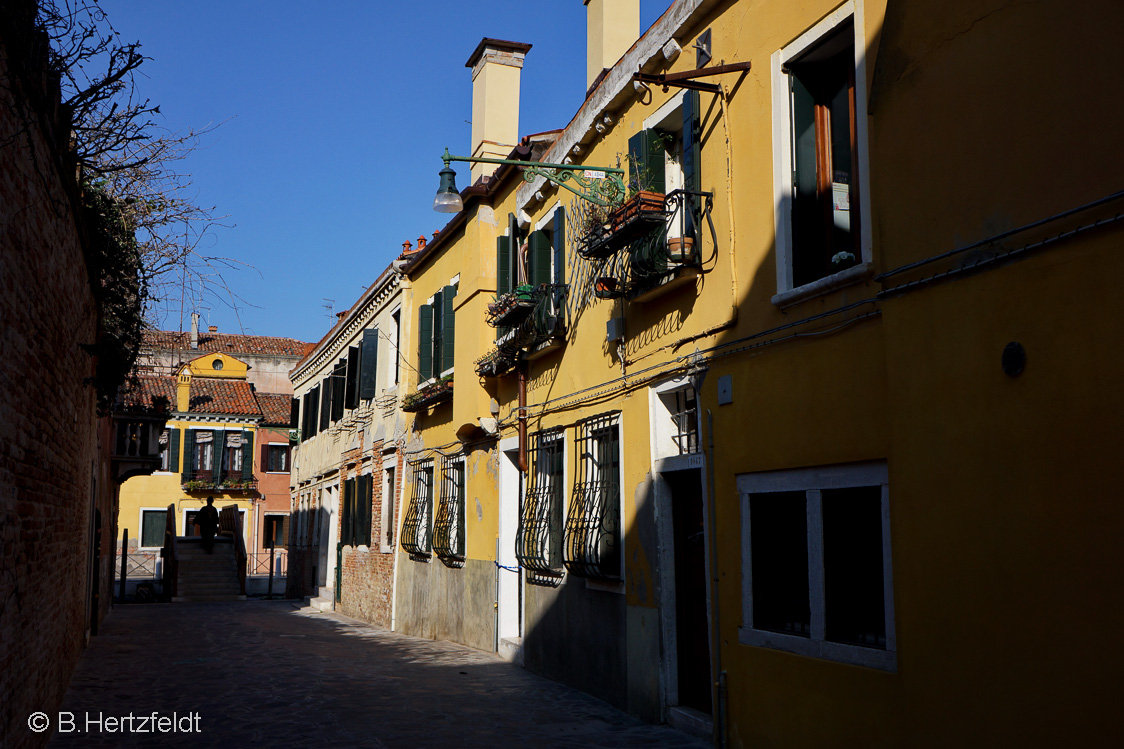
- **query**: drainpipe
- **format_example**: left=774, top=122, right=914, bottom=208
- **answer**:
left=517, top=364, right=528, bottom=473
left=705, top=409, right=727, bottom=748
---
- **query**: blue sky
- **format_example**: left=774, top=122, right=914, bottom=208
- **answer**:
left=101, top=1, right=674, bottom=344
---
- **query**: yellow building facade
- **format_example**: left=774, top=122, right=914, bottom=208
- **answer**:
left=292, top=1, right=1123, bottom=744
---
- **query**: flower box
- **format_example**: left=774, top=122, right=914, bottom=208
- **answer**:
left=402, top=376, right=453, bottom=412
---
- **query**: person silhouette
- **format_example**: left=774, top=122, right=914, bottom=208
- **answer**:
left=199, top=496, right=219, bottom=554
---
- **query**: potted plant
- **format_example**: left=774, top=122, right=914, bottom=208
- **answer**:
left=594, top=277, right=619, bottom=299
left=667, top=236, right=696, bottom=263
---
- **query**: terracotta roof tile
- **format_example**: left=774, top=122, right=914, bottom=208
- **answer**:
left=256, top=393, right=293, bottom=427
left=143, top=330, right=310, bottom=357
left=120, top=375, right=175, bottom=412
left=189, top=378, right=260, bottom=415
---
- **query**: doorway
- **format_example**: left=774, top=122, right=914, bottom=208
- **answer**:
left=665, top=467, right=712, bottom=714
left=496, top=441, right=524, bottom=651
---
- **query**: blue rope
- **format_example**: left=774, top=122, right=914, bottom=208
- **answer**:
left=494, top=561, right=521, bottom=573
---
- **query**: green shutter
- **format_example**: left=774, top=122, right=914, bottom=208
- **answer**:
left=345, top=346, right=360, bottom=409
left=496, top=236, right=511, bottom=295
left=553, top=207, right=565, bottom=286
left=431, top=290, right=444, bottom=376
left=212, top=430, right=224, bottom=483
left=242, top=430, right=254, bottom=480
left=628, top=129, right=666, bottom=195
left=442, top=285, right=456, bottom=375
left=168, top=427, right=180, bottom=473
left=418, top=303, right=433, bottom=381
left=181, top=429, right=195, bottom=481
left=529, top=231, right=552, bottom=287
left=359, top=474, right=372, bottom=546
left=359, top=329, right=379, bottom=399
left=319, top=378, right=331, bottom=432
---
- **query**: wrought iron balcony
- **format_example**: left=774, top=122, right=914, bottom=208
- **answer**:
left=485, top=285, right=538, bottom=328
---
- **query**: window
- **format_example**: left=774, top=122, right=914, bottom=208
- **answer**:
left=382, top=464, right=397, bottom=551
left=340, top=474, right=372, bottom=547
left=432, top=456, right=466, bottom=566
left=158, top=430, right=170, bottom=471
left=737, top=461, right=895, bottom=670
left=267, top=444, right=290, bottom=473
left=772, top=2, right=870, bottom=297
left=330, top=358, right=346, bottom=422
left=418, top=284, right=457, bottom=382
left=401, top=460, right=433, bottom=556
left=263, top=514, right=288, bottom=548
left=140, top=510, right=167, bottom=548
left=517, top=430, right=565, bottom=579
left=301, top=385, right=320, bottom=440
left=564, top=413, right=621, bottom=580
left=181, top=429, right=253, bottom=485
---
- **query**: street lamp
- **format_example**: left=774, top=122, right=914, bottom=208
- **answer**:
left=433, top=147, right=627, bottom=213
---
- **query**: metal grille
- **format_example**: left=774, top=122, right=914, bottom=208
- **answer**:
left=432, top=456, right=465, bottom=566
left=563, top=413, right=621, bottom=580
left=672, top=388, right=700, bottom=455
left=401, top=460, right=433, bottom=556
left=517, top=430, right=565, bottom=577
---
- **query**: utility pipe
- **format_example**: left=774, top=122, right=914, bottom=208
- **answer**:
left=517, top=364, right=528, bottom=473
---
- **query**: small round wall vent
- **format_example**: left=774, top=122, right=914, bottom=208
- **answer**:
left=1001, top=342, right=1025, bottom=377
left=212, top=358, right=224, bottom=371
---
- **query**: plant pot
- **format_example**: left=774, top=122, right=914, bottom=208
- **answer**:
left=612, top=191, right=665, bottom=230
left=667, top=236, right=696, bottom=263
left=594, top=277, right=619, bottom=299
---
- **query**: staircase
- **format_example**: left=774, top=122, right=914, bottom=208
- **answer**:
left=173, top=537, right=245, bottom=602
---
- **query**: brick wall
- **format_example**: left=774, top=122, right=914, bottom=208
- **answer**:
left=337, top=444, right=401, bottom=629
left=0, top=14, right=119, bottom=748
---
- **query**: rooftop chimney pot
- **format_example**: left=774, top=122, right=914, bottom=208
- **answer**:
left=208, top=325, right=217, bottom=333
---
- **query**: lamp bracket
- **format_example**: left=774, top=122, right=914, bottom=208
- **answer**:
left=441, top=148, right=627, bottom=208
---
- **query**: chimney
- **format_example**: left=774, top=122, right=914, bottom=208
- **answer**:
left=176, top=367, right=192, bottom=412
left=190, top=312, right=199, bottom=349
left=466, top=38, right=532, bottom=184
left=208, top=325, right=218, bottom=333
left=417, top=235, right=427, bottom=251
left=584, top=0, right=640, bottom=90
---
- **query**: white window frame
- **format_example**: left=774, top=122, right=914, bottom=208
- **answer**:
left=648, top=374, right=701, bottom=464
left=379, top=448, right=399, bottom=554
left=737, top=461, right=895, bottom=671
left=262, top=512, right=288, bottom=549
left=771, top=0, right=873, bottom=304
left=265, top=442, right=290, bottom=474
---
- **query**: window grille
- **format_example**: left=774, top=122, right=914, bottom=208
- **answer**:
left=672, top=388, right=699, bottom=455
left=564, top=412, right=621, bottom=580
left=401, top=460, right=433, bottom=556
left=517, top=430, right=564, bottom=578
left=432, top=456, right=465, bottom=566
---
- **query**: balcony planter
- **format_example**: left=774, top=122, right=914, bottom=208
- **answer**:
left=580, top=192, right=667, bottom=260
left=594, top=277, right=621, bottom=300
left=667, top=236, right=696, bottom=263
left=486, top=285, right=539, bottom=328
left=474, top=348, right=519, bottom=378
left=182, top=478, right=259, bottom=493
left=401, top=376, right=453, bottom=413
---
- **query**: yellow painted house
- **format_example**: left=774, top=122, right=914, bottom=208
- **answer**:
left=119, top=352, right=265, bottom=555
left=292, top=0, right=1124, bottom=745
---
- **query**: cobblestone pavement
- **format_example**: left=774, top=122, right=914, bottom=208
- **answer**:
left=46, top=600, right=709, bottom=748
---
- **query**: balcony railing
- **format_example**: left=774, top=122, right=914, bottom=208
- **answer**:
left=586, top=189, right=716, bottom=301
left=486, top=285, right=538, bottom=328
left=579, top=190, right=668, bottom=260
left=476, top=285, right=568, bottom=377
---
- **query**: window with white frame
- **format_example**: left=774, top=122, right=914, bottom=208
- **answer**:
left=652, top=376, right=700, bottom=460
left=267, top=444, right=290, bottom=473
left=380, top=462, right=397, bottom=552
left=738, top=461, right=895, bottom=670
left=417, top=281, right=458, bottom=383
left=772, top=1, right=871, bottom=297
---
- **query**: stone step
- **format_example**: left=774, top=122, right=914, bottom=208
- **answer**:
left=172, top=595, right=247, bottom=602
